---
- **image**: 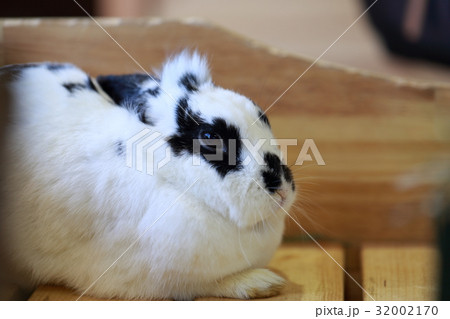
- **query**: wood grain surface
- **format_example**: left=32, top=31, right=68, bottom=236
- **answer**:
left=28, top=244, right=344, bottom=301
left=361, top=245, right=439, bottom=301
left=1, top=18, right=449, bottom=244
left=29, top=244, right=440, bottom=301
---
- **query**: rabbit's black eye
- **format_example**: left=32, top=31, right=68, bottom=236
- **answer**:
left=198, top=129, right=226, bottom=153
left=200, top=130, right=220, bottom=140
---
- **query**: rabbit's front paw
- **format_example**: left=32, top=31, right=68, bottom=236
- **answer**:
left=212, top=268, right=286, bottom=299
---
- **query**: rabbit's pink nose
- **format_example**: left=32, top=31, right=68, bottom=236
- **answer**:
left=275, top=189, right=288, bottom=205
left=276, top=189, right=286, bottom=200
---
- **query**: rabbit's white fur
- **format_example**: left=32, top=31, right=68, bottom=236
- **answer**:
left=0, top=53, right=295, bottom=300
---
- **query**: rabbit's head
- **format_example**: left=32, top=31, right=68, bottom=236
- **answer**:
left=98, top=52, right=296, bottom=228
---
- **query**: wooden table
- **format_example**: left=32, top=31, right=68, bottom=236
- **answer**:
left=28, top=243, right=438, bottom=301
left=362, top=245, right=439, bottom=301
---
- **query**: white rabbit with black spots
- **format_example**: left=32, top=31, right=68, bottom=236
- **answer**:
left=0, top=52, right=296, bottom=300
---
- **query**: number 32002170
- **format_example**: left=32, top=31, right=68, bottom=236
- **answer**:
left=376, top=306, right=438, bottom=316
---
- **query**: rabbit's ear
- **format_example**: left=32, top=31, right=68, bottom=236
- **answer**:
left=158, top=51, right=211, bottom=93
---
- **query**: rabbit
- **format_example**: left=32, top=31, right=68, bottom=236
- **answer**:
left=0, top=52, right=296, bottom=300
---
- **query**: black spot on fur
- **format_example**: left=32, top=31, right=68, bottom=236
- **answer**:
left=176, top=97, right=203, bottom=132
left=63, top=83, right=87, bottom=93
left=145, top=87, right=160, bottom=97
left=47, top=63, right=70, bottom=71
left=258, top=111, right=271, bottom=128
left=168, top=97, right=204, bottom=155
left=265, top=152, right=281, bottom=173
left=136, top=102, right=152, bottom=125
left=0, top=64, right=40, bottom=79
left=248, top=100, right=270, bottom=127
left=282, top=165, right=293, bottom=183
left=262, top=152, right=282, bottom=192
left=204, top=119, right=242, bottom=177
left=115, top=141, right=125, bottom=156
left=10, top=63, right=40, bottom=70
left=168, top=97, right=242, bottom=178
left=179, top=73, right=199, bottom=92
left=282, top=165, right=295, bottom=191
left=63, top=77, right=97, bottom=93
left=96, top=73, right=159, bottom=125
left=96, top=74, right=150, bottom=105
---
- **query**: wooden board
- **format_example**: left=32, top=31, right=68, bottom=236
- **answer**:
left=265, top=243, right=344, bottom=301
left=28, top=244, right=442, bottom=301
left=361, top=245, right=439, bottom=301
left=28, top=243, right=344, bottom=301
left=1, top=18, right=449, bottom=244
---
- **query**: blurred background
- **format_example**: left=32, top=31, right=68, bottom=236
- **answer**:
left=1, top=0, right=450, bottom=83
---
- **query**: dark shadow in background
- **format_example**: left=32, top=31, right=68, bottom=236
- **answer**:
left=0, top=0, right=94, bottom=17
left=438, top=187, right=450, bottom=301
left=363, top=0, right=450, bottom=66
